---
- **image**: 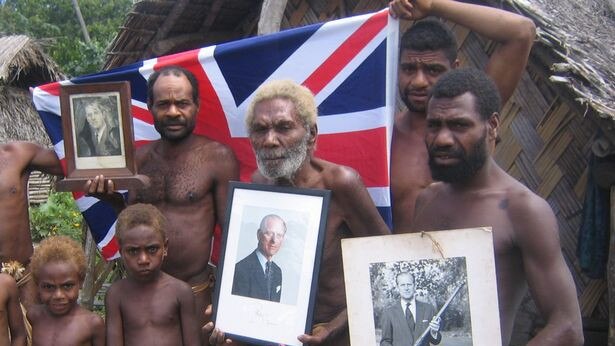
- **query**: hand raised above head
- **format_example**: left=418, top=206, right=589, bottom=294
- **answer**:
left=389, top=0, right=433, bottom=20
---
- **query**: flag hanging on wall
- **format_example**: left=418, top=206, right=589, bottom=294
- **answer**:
left=33, top=9, right=398, bottom=261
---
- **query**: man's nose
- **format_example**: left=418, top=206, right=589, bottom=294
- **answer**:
left=411, top=70, right=428, bottom=89
left=263, top=130, right=280, bottom=147
left=432, top=128, right=455, bottom=147
left=137, top=252, right=150, bottom=265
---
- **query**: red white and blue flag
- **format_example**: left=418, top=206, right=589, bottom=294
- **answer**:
left=33, top=9, right=398, bottom=261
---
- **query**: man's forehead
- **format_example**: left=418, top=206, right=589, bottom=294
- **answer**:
left=427, top=92, right=479, bottom=119
left=153, top=74, right=192, bottom=95
left=400, top=49, right=451, bottom=65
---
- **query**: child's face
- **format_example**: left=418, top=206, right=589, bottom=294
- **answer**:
left=37, top=261, right=81, bottom=316
left=120, top=224, right=167, bottom=282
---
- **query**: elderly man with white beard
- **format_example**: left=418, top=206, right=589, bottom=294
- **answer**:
left=205, top=80, right=391, bottom=346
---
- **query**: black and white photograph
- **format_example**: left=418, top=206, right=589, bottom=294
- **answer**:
left=72, top=95, right=122, bottom=158
left=213, top=182, right=330, bottom=346
left=369, top=258, right=471, bottom=346
left=342, top=228, right=502, bottom=346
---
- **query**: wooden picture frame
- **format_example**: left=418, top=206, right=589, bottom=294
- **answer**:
left=56, top=81, right=147, bottom=191
left=213, top=182, right=330, bottom=346
left=342, top=228, right=502, bottom=346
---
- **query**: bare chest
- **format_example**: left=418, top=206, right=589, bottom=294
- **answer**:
left=32, top=315, right=93, bottom=346
left=414, top=193, right=516, bottom=256
left=132, top=154, right=214, bottom=205
left=121, top=291, right=181, bottom=328
left=391, top=131, right=432, bottom=193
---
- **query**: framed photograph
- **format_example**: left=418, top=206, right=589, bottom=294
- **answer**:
left=342, top=228, right=502, bottom=346
left=57, top=82, right=146, bottom=191
left=213, top=182, right=330, bottom=346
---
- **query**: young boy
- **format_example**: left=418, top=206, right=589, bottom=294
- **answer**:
left=105, top=203, right=201, bottom=346
left=0, top=271, right=26, bottom=346
left=27, top=236, right=105, bottom=346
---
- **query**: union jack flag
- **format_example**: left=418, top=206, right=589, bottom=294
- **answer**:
left=33, top=9, right=398, bottom=261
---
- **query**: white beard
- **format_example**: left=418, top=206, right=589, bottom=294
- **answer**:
left=255, top=134, right=309, bottom=180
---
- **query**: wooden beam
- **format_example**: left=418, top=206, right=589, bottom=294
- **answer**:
left=609, top=186, right=615, bottom=346
left=199, top=0, right=225, bottom=34
left=143, top=0, right=191, bottom=59
left=258, top=0, right=288, bottom=35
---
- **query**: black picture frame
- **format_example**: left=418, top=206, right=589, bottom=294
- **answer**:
left=213, top=181, right=330, bottom=346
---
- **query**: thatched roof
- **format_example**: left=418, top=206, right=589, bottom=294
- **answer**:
left=503, top=0, right=615, bottom=120
left=0, top=35, right=64, bottom=89
left=0, top=35, right=63, bottom=144
left=0, top=35, right=64, bottom=203
left=104, top=0, right=389, bottom=69
left=105, top=0, right=614, bottom=122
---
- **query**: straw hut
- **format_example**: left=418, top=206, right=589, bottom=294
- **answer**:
left=104, top=1, right=614, bottom=344
left=0, top=35, right=65, bottom=203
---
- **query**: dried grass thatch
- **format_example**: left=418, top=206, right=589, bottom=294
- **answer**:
left=0, top=35, right=64, bottom=203
left=0, top=35, right=64, bottom=89
left=505, top=0, right=615, bottom=119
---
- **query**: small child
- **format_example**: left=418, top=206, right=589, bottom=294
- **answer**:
left=27, top=236, right=105, bottom=346
left=0, top=272, right=26, bottom=346
left=105, top=203, right=200, bottom=345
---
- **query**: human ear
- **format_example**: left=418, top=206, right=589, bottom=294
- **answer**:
left=308, top=124, right=318, bottom=147
left=488, top=113, right=500, bottom=140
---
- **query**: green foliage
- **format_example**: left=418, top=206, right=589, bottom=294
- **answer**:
left=0, top=0, right=132, bottom=77
left=29, top=191, right=84, bottom=242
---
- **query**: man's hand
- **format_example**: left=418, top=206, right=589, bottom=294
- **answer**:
left=298, top=323, right=331, bottom=345
left=429, top=316, right=441, bottom=337
left=85, top=175, right=117, bottom=197
left=202, top=305, right=233, bottom=345
left=389, top=0, right=434, bottom=20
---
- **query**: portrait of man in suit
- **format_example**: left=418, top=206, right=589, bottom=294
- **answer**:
left=380, top=272, right=441, bottom=346
left=75, top=97, right=121, bottom=157
left=232, top=214, right=286, bottom=302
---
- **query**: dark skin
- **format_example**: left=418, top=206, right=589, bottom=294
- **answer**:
left=389, top=0, right=536, bottom=230
left=105, top=225, right=200, bottom=346
left=0, top=273, right=26, bottom=346
left=412, top=93, right=583, bottom=345
left=206, top=97, right=390, bottom=345
left=87, top=72, right=239, bottom=328
left=0, top=141, right=63, bottom=309
left=28, top=262, right=105, bottom=346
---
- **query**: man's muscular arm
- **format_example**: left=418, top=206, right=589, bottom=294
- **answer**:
left=211, top=145, right=239, bottom=227
left=390, top=0, right=536, bottom=103
left=300, top=166, right=390, bottom=344
left=14, top=141, right=63, bottom=176
left=511, top=194, right=583, bottom=345
left=335, top=166, right=391, bottom=237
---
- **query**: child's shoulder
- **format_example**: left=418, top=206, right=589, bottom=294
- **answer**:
left=161, top=273, right=193, bottom=294
left=75, top=306, right=104, bottom=327
left=26, top=304, right=47, bottom=322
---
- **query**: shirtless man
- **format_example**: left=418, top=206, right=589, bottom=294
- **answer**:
left=206, top=80, right=390, bottom=345
left=0, top=141, right=62, bottom=308
left=87, top=66, right=239, bottom=326
left=388, top=0, right=536, bottom=230
left=412, top=68, right=583, bottom=345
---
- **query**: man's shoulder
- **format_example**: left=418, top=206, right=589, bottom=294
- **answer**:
left=314, top=157, right=362, bottom=190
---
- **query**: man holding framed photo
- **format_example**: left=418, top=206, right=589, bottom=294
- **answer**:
left=206, top=79, right=391, bottom=345
left=232, top=214, right=286, bottom=302
left=86, top=66, right=239, bottom=328
left=411, top=68, right=583, bottom=345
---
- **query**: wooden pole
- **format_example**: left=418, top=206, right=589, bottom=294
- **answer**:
left=81, top=225, right=97, bottom=309
left=609, top=186, right=614, bottom=345
left=71, top=0, right=91, bottom=44
left=258, top=0, right=289, bottom=35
